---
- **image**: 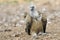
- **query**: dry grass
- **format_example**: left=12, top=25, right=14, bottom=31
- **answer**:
left=0, top=0, right=60, bottom=40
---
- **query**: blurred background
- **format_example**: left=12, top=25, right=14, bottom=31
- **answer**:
left=0, top=0, right=60, bottom=40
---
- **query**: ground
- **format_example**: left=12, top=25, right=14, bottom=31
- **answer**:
left=0, top=0, right=60, bottom=40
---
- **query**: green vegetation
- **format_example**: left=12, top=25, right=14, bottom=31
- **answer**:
left=0, top=0, right=18, bottom=5
left=24, top=0, right=33, bottom=3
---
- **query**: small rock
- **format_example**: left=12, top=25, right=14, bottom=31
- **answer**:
left=15, top=34, right=20, bottom=37
left=4, top=29, right=12, bottom=32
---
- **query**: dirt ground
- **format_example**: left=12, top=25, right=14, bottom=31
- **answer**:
left=0, top=0, right=60, bottom=40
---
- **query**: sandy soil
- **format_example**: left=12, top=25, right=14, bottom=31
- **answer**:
left=0, top=0, right=60, bottom=40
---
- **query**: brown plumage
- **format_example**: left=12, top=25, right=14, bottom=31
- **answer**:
left=24, top=5, right=47, bottom=36
left=31, top=18, right=43, bottom=35
left=24, top=12, right=44, bottom=35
